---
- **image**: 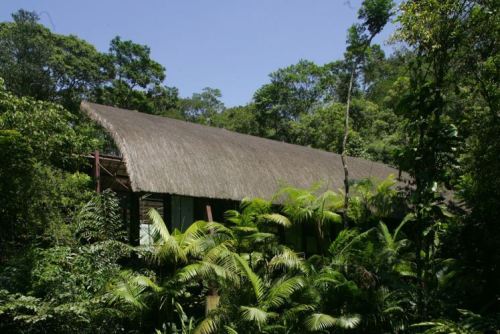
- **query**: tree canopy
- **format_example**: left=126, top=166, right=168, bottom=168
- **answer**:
left=0, top=1, right=499, bottom=333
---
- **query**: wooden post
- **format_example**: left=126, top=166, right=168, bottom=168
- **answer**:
left=163, top=194, right=172, bottom=231
left=94, top=150, right=101, bottom=193
left=205, top=204, right=213, bottom=222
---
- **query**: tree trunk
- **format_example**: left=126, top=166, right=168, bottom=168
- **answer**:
left=341, top=67, right=356, bottom=227
left=205, top=204, right=220, bottom=314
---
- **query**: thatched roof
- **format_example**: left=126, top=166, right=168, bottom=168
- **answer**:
left=81, top=101, right=402, bottom=201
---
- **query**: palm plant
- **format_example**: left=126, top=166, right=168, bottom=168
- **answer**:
left=412, top=309, right=500, bottom=334
left=276, top=186, right=343, bottom=255
left=110, top=208, right=237, bottom=333
left=311, top=218, right=413, bottom=333
left=298, top=262, right=362, bottom=333
left=225, top=198, right=291, bottom=254
left=348, top=176, right=399, bottom=227
left=195, top=247, right=315, bottom=334
left=375, top=220, right=414, bottom=279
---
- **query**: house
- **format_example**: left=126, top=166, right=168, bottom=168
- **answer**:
left=81, top=101, right=402, bottom=246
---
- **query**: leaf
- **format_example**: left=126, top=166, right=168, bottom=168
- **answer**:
left=240, top=306, right=270, bottom=325
left=261, top=213, right=292, bottom=227
left=268, top=248, right=306, bottom=272
left=233, top=254, right=264, bottom=302
left=264, top=276, right=305, bottom=308
left=148, top=208, right=170, bottom=241
left=322, top=210, right=342, bottom=224
left=223, top=325, right=238, bottom=334
left=304, top=313, right=360, bottom=331
left=194, top=316, right=220, bottom=334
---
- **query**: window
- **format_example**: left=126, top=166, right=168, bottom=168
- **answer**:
left=171, top=195, right=194, bottom=232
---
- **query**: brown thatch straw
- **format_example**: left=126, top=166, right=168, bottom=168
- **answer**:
left=81, top=101, right=402, bottom=201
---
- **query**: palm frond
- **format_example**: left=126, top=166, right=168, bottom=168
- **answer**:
left=312, top=269, right=347, bottom=288
left=108, top=271, right=155, bottom=310
left=225, top=210, right=243, bottom=225
left=240, top=306, right=270, bottom=326
left=321, top=210, right=342, bottom=224
left=268, top=247, right=306, bottom=272
left=148, top=208, right=171, bottom=241
left=244, top=232, right=276, bottom=242
left=260, top=213, right=292, bottom=227
left=411, top=321, right=473, bottom=334
left=393, top=216, right=411, bottom=241
left=194, top=315, right=220, bottom=334
left=329, top=228, right=372, bottom=259
left=233, top=253, right=264, bottom=302
left=304, top=313, right=360, bottom=331
left=264, top=276, right=305, bottom=308
left=282, top=304, right=317, bottom=323
left=176, top=261, right=239, bottom=284
left=223, top=325, right=238, bottom=334
left=232, top=226, right=259, bottom=233
left=378, top=222, right=394, bottom=248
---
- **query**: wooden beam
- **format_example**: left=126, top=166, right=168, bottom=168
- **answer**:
left=99, top=163, right=130, bottom=191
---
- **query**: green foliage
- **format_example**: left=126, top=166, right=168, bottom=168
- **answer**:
left=0, top=10, right=108, bottom=109
left=180, top=87, right=225, bottom=125
left=0, top=1, right=499, bottom=333
left=0, top=130, right=34, bottom=241
left=252, top=59, right=348, bottom=141
left=413, top=309, right=500, bottom=334
left=109, top=36, right=165, bottom=89
left=0, top=77, right=95, bottom=249
left=94, top=36, right=171, bottom=114
left=0, top=189, right=131, bottom=334
left=392, top=0, right=500, bottom=319
left=358, top=0, right=395, bottom=37
left=213, top=104, right=259, bottom=135
left=0, top=78, right=99, bottom=169
left=75, top=189, right=127, bottom=243
left=277, top=186, right=343, bottom=254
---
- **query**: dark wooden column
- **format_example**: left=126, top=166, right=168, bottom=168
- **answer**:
left=129, top=192, right=140, bottom=246
left=301, top=222, right=308, bottom=256
left=163, top=194, right=172, bottom=231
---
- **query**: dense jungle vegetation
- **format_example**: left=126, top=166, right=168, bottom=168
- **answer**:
left=0, top=0, right=499, bottom=333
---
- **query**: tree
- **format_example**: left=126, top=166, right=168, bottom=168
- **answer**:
left=94, top=36, right=168, bottom=113
left=0, top=10, right=109, bottom=109
left=0, top=10, right=53, bottom=101
left=276, top=187, right=342, bottom=255
left=253, top=60, right=339, bottom=141
left=109, top=36, right=165, bottom=91
left=448, top=0, right=500, bottom=314
left=0, top=130, right=35, bottom=243
left=340, top=0, right=394, bottom=225
left=110, top=208, right=237, bottom=333
left=0, top=190, right=130, bottom=334
left=0, top=78, right=97, bottom=247
left=392, top=0, right=500, bottom=318
left=180, top=87, right=225, bottom=125
left=214, top=105, right=259, bottom=135
left=0, top=78, right=98, bottom=169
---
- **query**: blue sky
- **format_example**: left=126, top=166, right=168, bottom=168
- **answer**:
left=0, top=0, right=397, bottom=107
